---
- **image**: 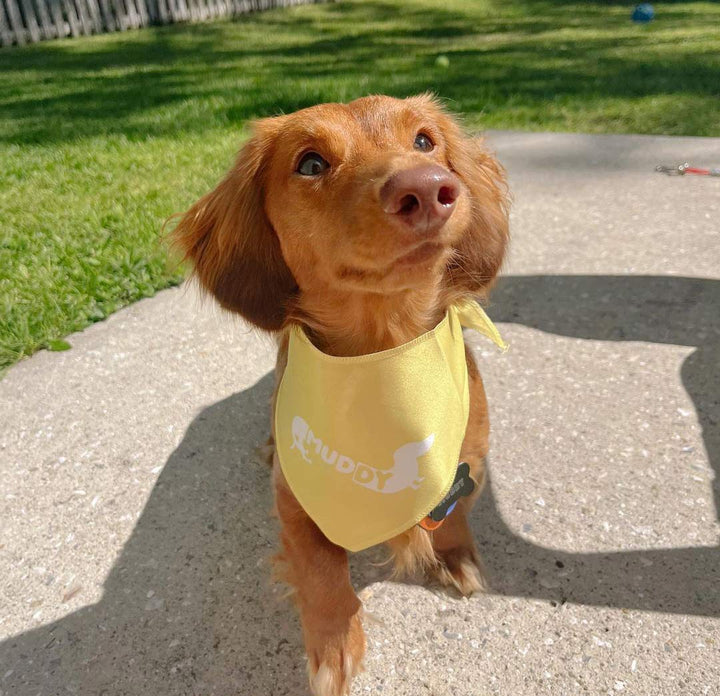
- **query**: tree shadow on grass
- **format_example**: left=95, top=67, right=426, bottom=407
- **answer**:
left=1, top=274, right=718, bottom=694
left=0, top=0, right=718, bottom=144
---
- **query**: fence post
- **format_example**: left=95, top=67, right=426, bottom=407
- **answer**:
left=74, top=0, right=94, bottom=34
left=4, top=0, right=26, bottom=44
left=84, top=0, right=104, bottom=32
left=32, top=0, right=56, bottom=39
left=96, top=0, right=115, bottom=30
left=135, top=0, right=149, bottom=26
left=0, top=0, right=14, bottom=45
left=46, top=0, right=67, bottom=37
left=17, top=0, right=40, bottom=41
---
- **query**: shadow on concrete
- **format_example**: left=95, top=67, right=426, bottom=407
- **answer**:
left=1, top=274, right=718, bottom=693
left=0, top=373, right=310, bottom=695
left=475, top=274, right=719, bottom=616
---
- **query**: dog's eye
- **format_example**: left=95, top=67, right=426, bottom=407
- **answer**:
left=413, top=133, right=434, bottom=153
left=297, top=152, right=330, bottom=176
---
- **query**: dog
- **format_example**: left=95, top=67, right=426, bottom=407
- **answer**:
left=171, top=94, right=509, bottom=696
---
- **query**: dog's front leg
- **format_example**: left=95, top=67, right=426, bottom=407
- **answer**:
left=273, top=462, right=365, bottom=696
left=429, top=346, right=490, bottom=595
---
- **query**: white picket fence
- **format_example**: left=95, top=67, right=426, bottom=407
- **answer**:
left=0, top=0, right=324, bottom=46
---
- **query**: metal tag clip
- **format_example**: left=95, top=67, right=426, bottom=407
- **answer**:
left=656, top=163, right=720, bottom=176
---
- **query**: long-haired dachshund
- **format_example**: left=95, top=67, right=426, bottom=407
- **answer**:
left=171, top=94, right=509, bottom=696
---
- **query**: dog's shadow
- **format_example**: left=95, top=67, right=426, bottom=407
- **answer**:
left=0, top=373, right=311, bottom=696
left=2, top=274, right=718, bottom=694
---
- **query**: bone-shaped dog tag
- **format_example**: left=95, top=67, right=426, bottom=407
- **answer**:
left=418, top=463, right=475, bottom=531
left=428, top=462, right=475, bottom=522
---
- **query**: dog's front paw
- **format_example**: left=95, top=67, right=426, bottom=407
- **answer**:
left=306, top=611, right=365, bottom=696
left=434, top=545, right=488, bottom=596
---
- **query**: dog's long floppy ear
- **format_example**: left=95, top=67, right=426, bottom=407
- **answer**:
left=417, top=97, right=510, bottom=296
left=446, top=132, right=510, bottom=295
left=170, top=119, right=297, bottom=331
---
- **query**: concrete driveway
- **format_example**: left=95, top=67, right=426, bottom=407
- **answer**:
left=1, top=132, right=719, bottom=695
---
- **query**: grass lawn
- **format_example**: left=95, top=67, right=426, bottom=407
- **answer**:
left=1, top=0, right=719, bottom=371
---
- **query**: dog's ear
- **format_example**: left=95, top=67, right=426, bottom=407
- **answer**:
left=169, top=119, right=297, bottom=331
left=417, top=97, right=510, bottom=296
left=445, top=129, right=510, bottom=295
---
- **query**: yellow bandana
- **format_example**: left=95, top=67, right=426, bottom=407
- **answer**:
left=275, top=299, right=506, bottom=552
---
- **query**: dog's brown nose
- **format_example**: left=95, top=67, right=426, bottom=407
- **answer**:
left=380, top=165, right=460, bottom=233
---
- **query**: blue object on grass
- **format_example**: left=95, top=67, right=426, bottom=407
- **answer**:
left=632, top=3, right=655, bottom=23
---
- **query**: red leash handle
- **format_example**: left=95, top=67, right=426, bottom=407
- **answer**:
left=684, top=166, right=720, bottom=176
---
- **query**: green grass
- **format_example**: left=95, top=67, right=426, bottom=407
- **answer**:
left=1, top=0, right=719, bottom=370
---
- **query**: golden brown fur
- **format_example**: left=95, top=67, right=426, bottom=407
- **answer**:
left=171, top=94, right=509, bottom=696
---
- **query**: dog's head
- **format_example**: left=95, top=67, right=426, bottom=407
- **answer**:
left=171, top=95, right=509, bottom=331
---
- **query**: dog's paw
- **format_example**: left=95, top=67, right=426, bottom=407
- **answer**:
left=306, top=612, right=365, bottom=696
left=433, top=546, right=489, bottom=596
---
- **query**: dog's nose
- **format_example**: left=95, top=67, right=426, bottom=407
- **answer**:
left=380, top=165, right=460, bottom=233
